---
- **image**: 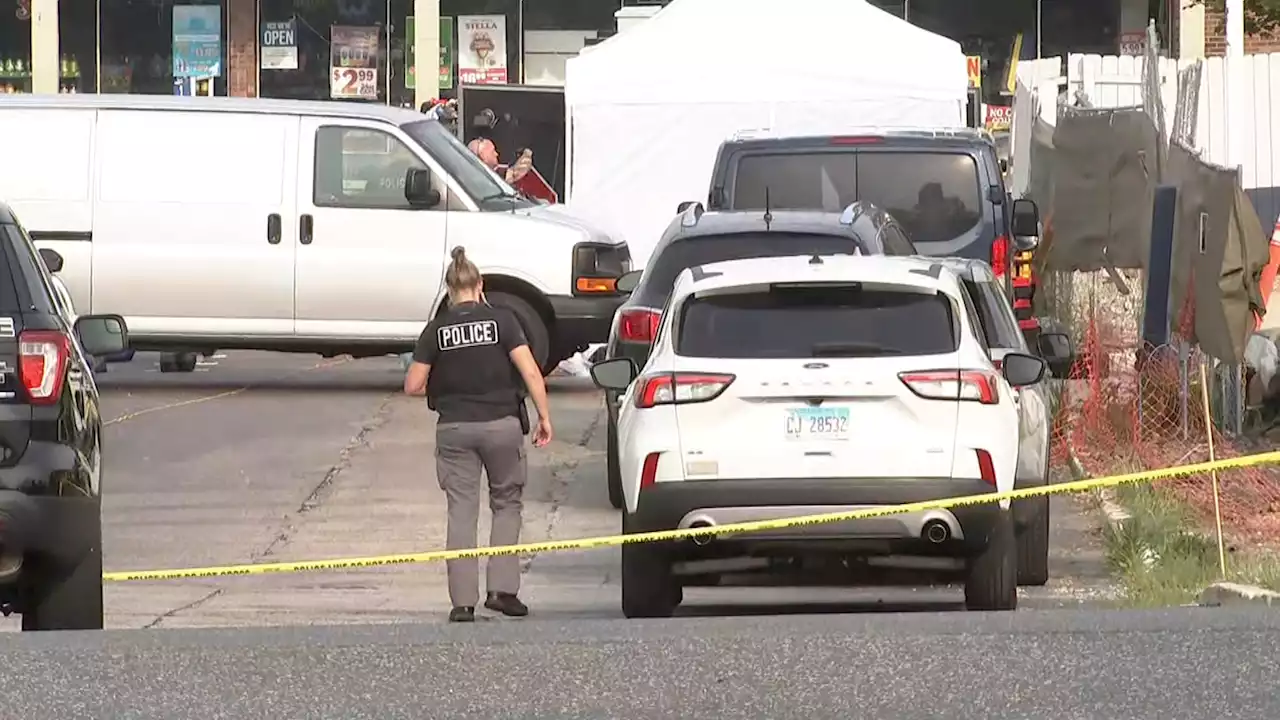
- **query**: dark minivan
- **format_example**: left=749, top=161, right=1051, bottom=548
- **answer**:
left=705, top=128, right=1041, bottom=335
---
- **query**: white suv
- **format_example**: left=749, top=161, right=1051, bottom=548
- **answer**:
left=590, top=253, right=1049, bottom=617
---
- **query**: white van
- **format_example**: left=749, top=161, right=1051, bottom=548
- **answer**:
left=0, top=95, right=631, bottom=373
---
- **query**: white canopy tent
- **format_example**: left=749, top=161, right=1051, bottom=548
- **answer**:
left=563, top=0, right=968, bottom=265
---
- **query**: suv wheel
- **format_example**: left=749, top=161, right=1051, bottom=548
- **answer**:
left=22, top=515, right=104, bottom=631
left=620, top=514, right=679, bottom=618
left=606, top=415, right=623, bottom=510
left=1017, top=496, right=1050, bottom=586
left=963, top=509, right=1018, bottom=611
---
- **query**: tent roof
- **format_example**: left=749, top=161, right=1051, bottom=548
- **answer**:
left=565, top=0, right=967, bottom=107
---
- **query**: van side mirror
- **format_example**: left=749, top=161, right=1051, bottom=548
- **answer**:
left=616, top=270, right=643, bottom=294
left=405, top=168, right=441, bottom=208
left=676, top=201, right=696, bottom=213
left=1011, top=198, right=1040, bottom=244
left=38, top=248, right=63, bottom=274
left=74, top=314, right=129, bottom=356
left=1036, top=331, right=1075, bottom=378
left=590, top=357, right=637, bottom=391
left=1001, top=351, right=1047, bottom=387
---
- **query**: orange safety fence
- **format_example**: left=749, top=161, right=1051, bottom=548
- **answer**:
left=1045, top=273, right=1280, bottom=547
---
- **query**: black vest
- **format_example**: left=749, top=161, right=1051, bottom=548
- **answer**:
left=426, top=304, right=523, bottom=424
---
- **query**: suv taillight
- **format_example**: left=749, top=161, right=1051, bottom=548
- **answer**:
left=635, top=372, right=735, bottom=409
left=19, top=330, right=70, bottom=404
left=618, top=308, right=661, bottom=344
left=899, top=369, right=999, bottom=405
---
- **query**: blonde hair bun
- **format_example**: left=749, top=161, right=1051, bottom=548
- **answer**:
left=451, top=246, right=467, bottom=262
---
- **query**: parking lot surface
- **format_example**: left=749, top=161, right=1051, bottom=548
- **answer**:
left=3, top=351, right=1115, bottom=631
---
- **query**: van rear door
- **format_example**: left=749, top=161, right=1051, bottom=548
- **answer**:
left=720, top=141, right=996, bottom=260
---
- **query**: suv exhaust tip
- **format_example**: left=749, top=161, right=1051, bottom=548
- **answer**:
left=688, top=519, right=716, bottom=546
left=922, top=519, right=951, bottom=544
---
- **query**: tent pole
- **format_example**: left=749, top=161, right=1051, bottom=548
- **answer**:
left=1035, top=0, right=1042, bottom=58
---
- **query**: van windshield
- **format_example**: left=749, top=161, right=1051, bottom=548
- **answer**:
left=401, top=119, right=533, bottom=211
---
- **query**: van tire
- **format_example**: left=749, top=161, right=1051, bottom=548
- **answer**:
left=22, top=517, right=104, bottom=631
left=606, top=415, right=623, bottom=509
left=485, top=292, right=552, bottom=374
left=159, top=352, right=197, bottom=373
left=964, top=509, right=1018, bottom=611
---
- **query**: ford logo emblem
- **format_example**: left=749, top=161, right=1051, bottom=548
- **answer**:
left=802, top=362, right=828, bottom=369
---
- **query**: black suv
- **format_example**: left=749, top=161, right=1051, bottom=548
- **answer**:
left=0, top=202, right=129, bottom=631
left=599, top=201, right=915, bottom=508
left=704, top=129, right=1042, bottom=337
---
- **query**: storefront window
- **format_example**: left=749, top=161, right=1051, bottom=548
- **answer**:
left=100, top=0, right=228, bottom=95
left=60, top=1, right=98, bottom=93
left=0, top=1, right=33, bottom=94
left=259, top=0, right=390, bottom=103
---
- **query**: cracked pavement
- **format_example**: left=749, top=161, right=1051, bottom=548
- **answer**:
left=3, top=350, right=1117, bottom=632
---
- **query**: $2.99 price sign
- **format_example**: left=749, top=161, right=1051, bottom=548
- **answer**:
left=331, top=67, right=378, bottom=100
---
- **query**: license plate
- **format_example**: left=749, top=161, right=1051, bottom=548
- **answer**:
left=784, top=407, right=850, bottom=441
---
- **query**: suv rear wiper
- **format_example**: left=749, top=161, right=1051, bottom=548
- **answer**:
left=810, top=342, right=900, bottom=357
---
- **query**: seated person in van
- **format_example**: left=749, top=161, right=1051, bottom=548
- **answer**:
left=909, top=182, right=976, bottom=243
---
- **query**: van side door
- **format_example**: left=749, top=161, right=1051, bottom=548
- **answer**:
left=92, top=109, right=299, bottom=337
left=294, top=119, right=447, bottom=339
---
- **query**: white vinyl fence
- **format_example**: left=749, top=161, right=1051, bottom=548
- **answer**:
left=1015, top=53, right=1280, bottom=225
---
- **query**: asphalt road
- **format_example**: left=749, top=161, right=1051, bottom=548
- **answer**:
left=2, top=607, right=1278, bottom=718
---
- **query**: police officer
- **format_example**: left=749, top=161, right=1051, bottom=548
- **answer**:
left=403, top=247, right=553, bottom=623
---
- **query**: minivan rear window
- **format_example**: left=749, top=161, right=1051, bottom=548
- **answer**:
left=635, top=233, right=861, bottom=305
left=731, top=151, right=983, bottom=244
left=676, top=284, right=957, bottom=359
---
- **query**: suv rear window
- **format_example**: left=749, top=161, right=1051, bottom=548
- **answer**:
left=635, top=233, right=861, bottom=305
left=676, top=284, right=957, bottom=359
left=731, top=151, right=983, bottom=244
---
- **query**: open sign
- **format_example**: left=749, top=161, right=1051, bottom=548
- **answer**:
left=261, top=20, right=296, bottom=47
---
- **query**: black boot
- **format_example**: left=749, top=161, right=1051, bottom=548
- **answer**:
left=484, top=592, right=529, bottom=617
left=448, top=606, right=476, bottom=623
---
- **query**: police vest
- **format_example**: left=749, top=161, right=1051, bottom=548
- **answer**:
left=426, top=305, right=523, bottom=424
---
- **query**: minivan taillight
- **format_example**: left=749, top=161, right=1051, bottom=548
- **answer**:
left=990, top=234, right=1009, bottom=278
left=635, top=372, right=735, bottom=409
left=899, top=369, right=999, bottom=405
left=19, top=330, right=70, bottom=404
left=618, top=308, right=661, bottom=344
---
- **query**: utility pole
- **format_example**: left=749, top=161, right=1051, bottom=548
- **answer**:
left=414, top=0, right=441, bottom=108
left=29, top=0, right=58, bottom=94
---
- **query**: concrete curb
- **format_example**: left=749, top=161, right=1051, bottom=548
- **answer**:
left=1065, top=444, right=1130, bottom=526
left=1198, top=582, right=1280, bottom=607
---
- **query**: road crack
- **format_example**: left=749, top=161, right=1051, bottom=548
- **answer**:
left=144, top=588, right=223, bottom=629
left=254, top=392, right=397, bottom=560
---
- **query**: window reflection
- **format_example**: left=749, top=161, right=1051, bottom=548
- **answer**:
left=100, top=0, right=228, bottom=95
left=59, top=1, right=97, bottom=93
left=259, top=0, right=390, bottom=102
left=0, top=3, right=32, bottom=94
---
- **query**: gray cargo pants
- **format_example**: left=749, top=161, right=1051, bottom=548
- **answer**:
left=435, top=416, right=527, bottom=608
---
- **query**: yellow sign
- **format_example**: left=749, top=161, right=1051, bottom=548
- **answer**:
left=1004, top=33, right=1023, bottom=95
left=966, top=55, right=982, bottom=90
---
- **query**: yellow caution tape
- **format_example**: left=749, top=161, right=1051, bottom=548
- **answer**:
left=102, top=450, right=1280, bottom=582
